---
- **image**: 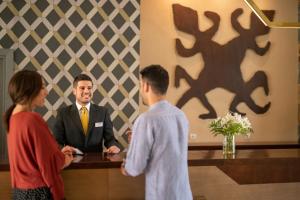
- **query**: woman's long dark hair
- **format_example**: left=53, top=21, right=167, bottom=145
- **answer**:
left=3, top=70, right=43, bottom=133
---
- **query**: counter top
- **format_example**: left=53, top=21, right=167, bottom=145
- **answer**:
left=1, top=148, right=300, bottom=170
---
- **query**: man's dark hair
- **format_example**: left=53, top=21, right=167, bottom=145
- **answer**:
left=140, top=65, right=169, bottom=95
left=73, top=74, right=93, bottom=87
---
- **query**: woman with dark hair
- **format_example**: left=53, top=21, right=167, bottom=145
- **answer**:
left=3, top=70, right=73, bottom=200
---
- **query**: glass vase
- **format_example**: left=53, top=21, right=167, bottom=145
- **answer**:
left=223, top=135, right=235, bottom=157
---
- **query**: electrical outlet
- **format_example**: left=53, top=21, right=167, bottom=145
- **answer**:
left=190, top=133, right=197, bottom=140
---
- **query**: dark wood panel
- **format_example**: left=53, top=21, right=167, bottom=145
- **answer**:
left=217, top=158, right=300, bottom=184
left=1, top=148, right=300, bottom=185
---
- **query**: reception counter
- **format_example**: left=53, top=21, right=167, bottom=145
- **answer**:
left=1, top=147, right=300, bottom=199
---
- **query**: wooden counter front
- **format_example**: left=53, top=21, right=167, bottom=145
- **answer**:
left=188, top=149, right=300, bottom=184
left=1, top=148, right=300, bottom=199
left=66, top=149, right=300, bottom=184
left=1, top=149, right=300, bottom=182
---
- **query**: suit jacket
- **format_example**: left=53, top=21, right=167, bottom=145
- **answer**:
left=53, top=104, right=120, bottom=152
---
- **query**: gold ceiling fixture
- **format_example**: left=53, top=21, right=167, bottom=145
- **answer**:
left=244, top=0, right=300, bottom=28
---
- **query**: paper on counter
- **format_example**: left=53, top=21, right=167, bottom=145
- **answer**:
left=73, top=148, right=84, bottom=155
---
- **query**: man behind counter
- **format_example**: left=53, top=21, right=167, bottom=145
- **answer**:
left=53, top=74, right=120, bottom=153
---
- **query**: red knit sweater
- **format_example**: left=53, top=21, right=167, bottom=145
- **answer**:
left=7, top=112, right=65, bottom=200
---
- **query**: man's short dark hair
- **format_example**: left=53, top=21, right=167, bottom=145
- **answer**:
left=73, top=74, right=93, bottom=87
left=140, top=65, right=169, bottom=95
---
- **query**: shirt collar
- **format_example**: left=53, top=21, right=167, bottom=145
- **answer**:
left=75, top=101, right=91, bottom=112
left=149, top=100, right=168, bottom=110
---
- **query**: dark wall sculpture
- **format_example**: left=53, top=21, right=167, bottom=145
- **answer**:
left=172, top=4, right=275, bottom=119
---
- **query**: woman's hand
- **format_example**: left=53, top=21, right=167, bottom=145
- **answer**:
left=62, top=152, right=73, bottom=169
left=61, top=145, right=75, bottom=155
left=61, top=145, right=75, bottom=168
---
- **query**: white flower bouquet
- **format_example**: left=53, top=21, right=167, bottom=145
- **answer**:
left=209, top=112, right=253, bottom=156
left=209, top=112, right=253, bottom=137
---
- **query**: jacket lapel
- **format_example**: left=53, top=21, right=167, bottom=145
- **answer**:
left=70, top=104, right=85, bottom=134
left=85, top=104, right=96, bottom=145
left=87, top=104, right=95, bottom=135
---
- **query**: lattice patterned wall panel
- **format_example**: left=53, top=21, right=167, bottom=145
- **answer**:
left=0, top=0, right=140, bottom=147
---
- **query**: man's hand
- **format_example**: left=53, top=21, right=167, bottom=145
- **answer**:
left=120, top=159, right=129, bottom=176
left=106, top=145, right=120, bottom=153
left=106, top=153, right=122, bottom=162
left=126, top=128, right=132, bottom=144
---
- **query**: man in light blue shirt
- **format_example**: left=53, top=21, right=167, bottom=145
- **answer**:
left=121, top=65, right=193, bottom=200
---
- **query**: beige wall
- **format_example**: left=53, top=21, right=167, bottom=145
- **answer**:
left=140, top=0, right=298, bottom=143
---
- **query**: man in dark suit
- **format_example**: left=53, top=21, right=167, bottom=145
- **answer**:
left=53, top=74, right=120, bottom=153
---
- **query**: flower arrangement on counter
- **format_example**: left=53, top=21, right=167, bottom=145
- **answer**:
left=209, top=112, right=253, bottom=137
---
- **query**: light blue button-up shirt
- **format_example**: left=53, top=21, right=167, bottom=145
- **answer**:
left=125, top=100, right=193, bottom=200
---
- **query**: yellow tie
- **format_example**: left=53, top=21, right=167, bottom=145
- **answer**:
left=81, top=106, right=88, bottom=135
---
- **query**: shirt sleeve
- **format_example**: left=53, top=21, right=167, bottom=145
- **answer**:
left=125, top=114, right=154, bottom=176
left=30, top=114, right=65, bottom=200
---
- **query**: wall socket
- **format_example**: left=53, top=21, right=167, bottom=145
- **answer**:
left=190, top=133, right=197, bottom=140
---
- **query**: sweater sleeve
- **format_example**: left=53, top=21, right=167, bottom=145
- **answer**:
left=30, top=114, right=65, bottom=200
